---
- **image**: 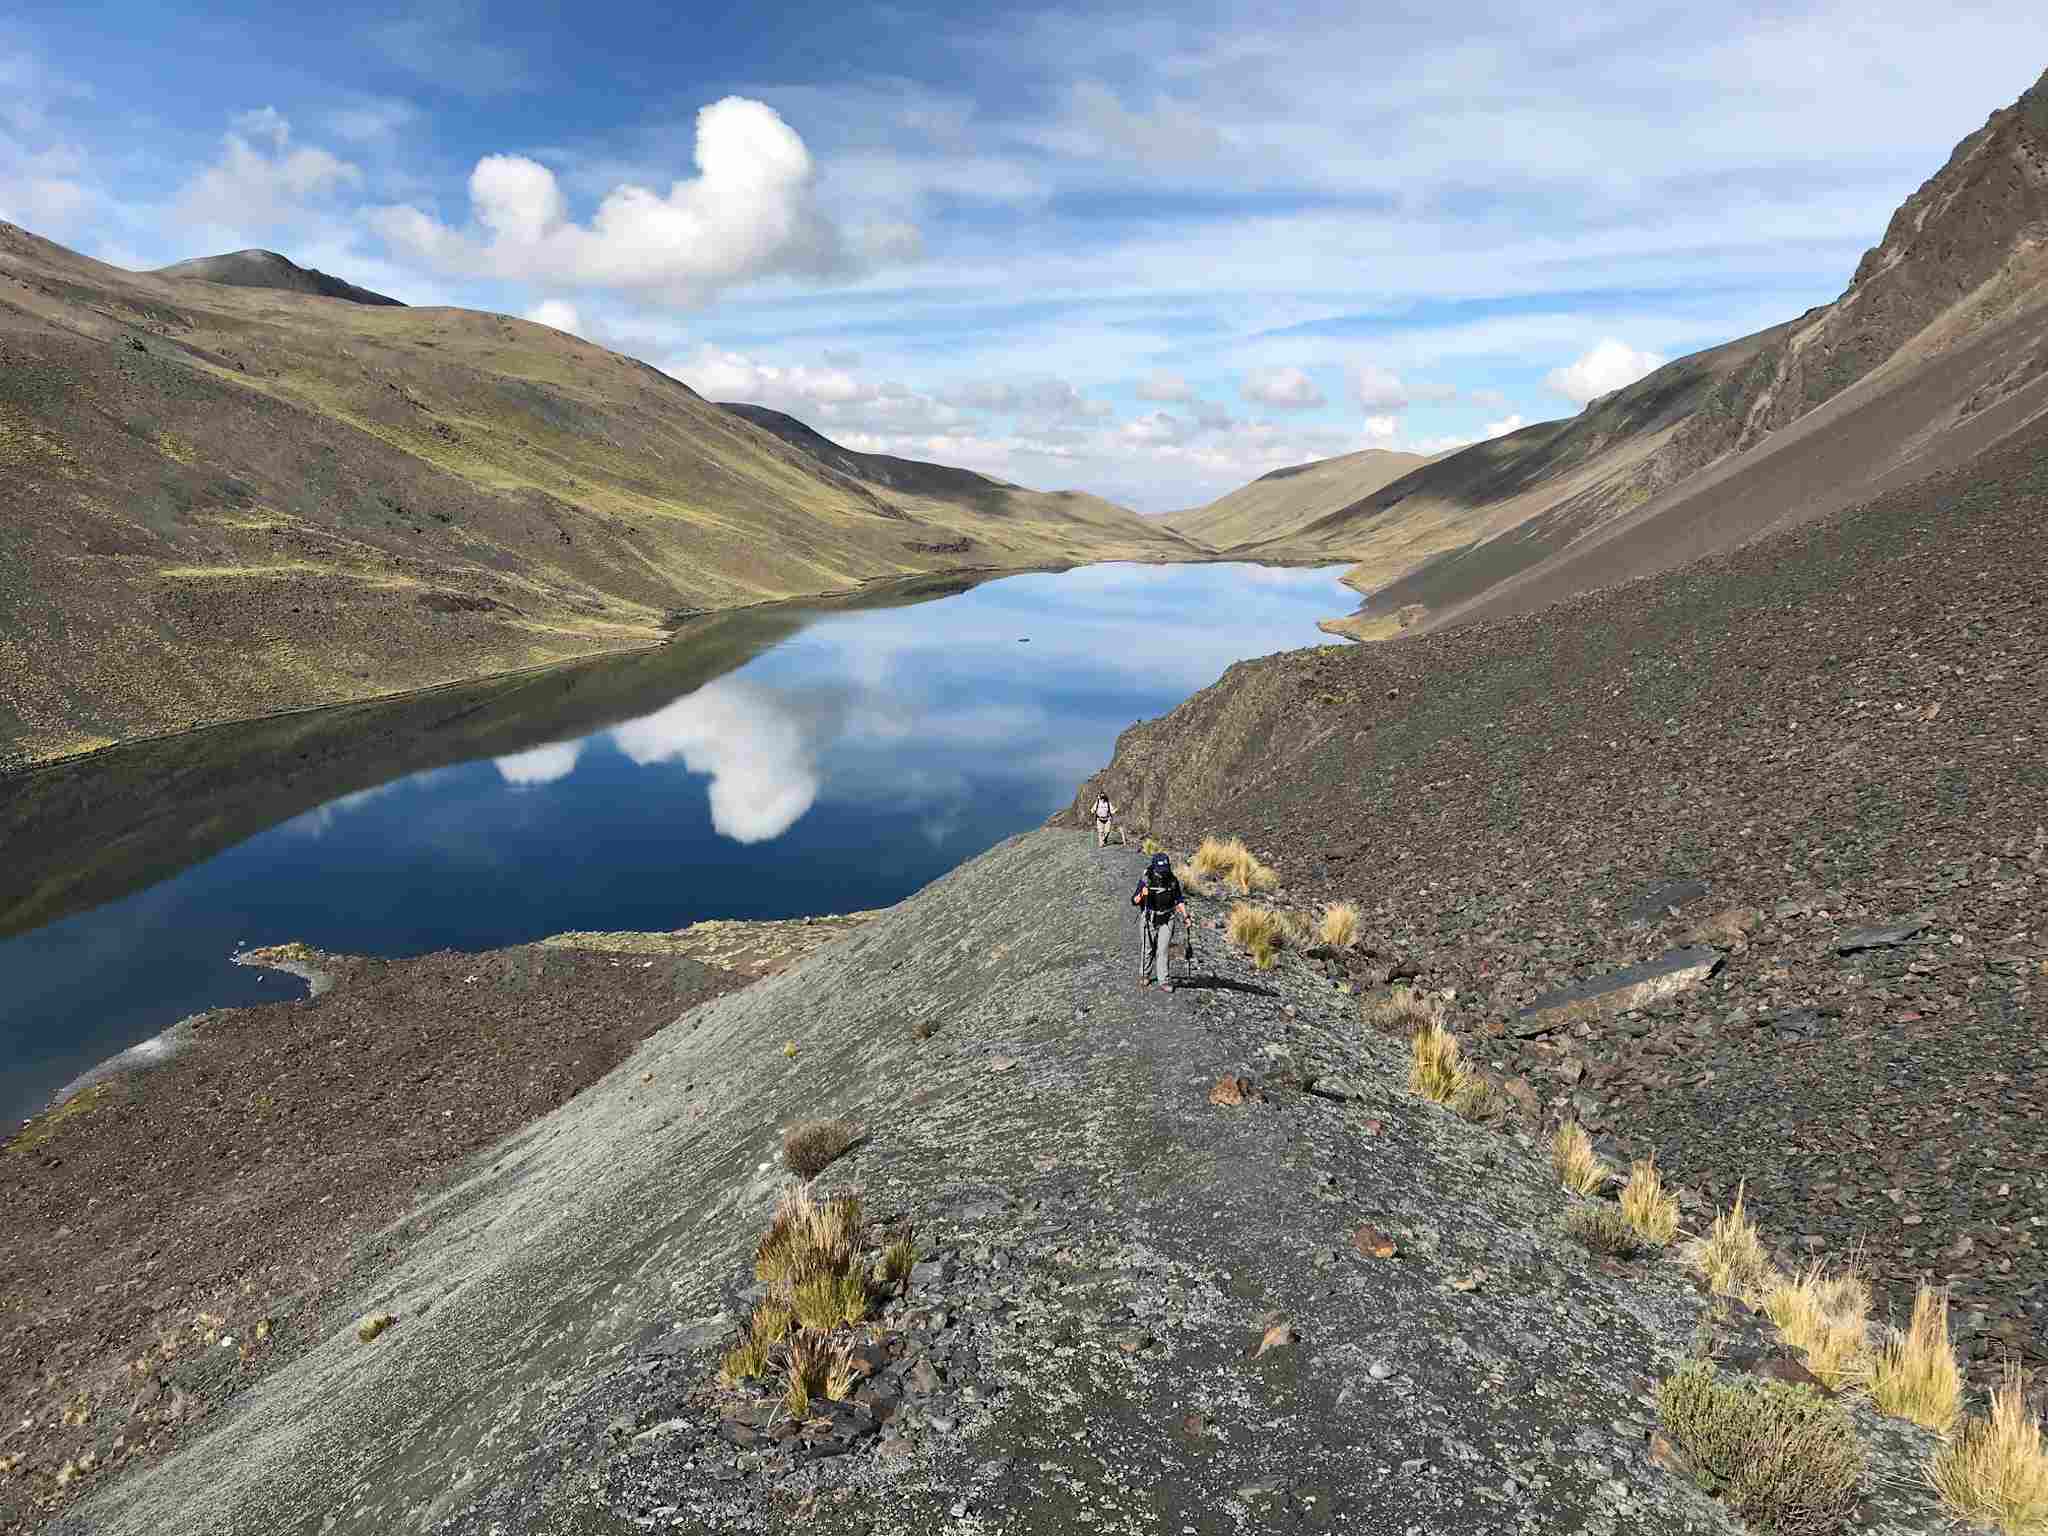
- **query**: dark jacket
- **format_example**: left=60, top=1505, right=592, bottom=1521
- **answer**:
left=1132, top=872, right=1183, bottom=917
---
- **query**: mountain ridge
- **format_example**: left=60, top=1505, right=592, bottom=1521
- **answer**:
left=151, top=248, right=405, bottom=307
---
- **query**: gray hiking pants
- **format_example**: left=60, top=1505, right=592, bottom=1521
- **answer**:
left=1143, top=912, right=1176, bottom=984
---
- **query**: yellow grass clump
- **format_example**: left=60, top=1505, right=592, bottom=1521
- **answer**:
left=783, top=1328, right=836, bottom=1419
left=1171, top=858, right=1208, bottom=894
left=1619, top=1155, right=1681, bottom=1246
left=1928, top=1361, right=2048, bottom=1535
left=1551, top=1120, right=1611, bottom=1197
left=1193, top=835, right=1278, bottom=895
left=1409, top=1019, right=1467, bottom=1103
left=1764, top=1264, right=1873, bottom=1392
left=1316, top=901, right=1360, bottom=949
left=1226, top=903, right=1285, bottom=969
left=1871, top=1285, right=1964, bottom=1435
left=783, top=1116, right=862, bottom=1179
left=1362, top=984, right=1442, bottom=1037
left=1683, top=1182, right=1775, bottom=1300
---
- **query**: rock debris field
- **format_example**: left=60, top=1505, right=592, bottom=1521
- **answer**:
left=54, top=834, right=1964, bottom=1535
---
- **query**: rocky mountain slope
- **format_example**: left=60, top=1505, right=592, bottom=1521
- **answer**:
left=149, top=249, right=404, bottom=307
left=0, top=229, right=1191, bottom=768
left=28, top=835, right=1955, bottom=1535
left=1159, top=446, right=1436, bottom=552
left=1068, top=416, right=2047, bottom=1387
left=1284, top=67, right=2048, bottom=639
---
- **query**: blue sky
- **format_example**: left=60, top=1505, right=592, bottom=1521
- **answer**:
left=3, top=3, right=2043, bottom=510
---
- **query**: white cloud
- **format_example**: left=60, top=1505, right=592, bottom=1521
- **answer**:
left=177, top=109, right=361, bottom=231
left=1063, top=81, right=1224, bottom=164
left=1466, top=387, right=1510, bottom=410
left=1134, top=369, right=1195, bottom=403
left=1349, top=363, right=1408, bottom=410
left=1409, top=433, right=1477, bottom=455
left=376, top=97, right=910, bottom=304
left=1362, top=414, right=1400, bottom=441
left=1240, top=366, right=1325, bottom=410
left=327, top=96, right=421, bottom=145
left=1543, top=338, right=1667, bottom=406
left=522, top=299, right=581, bottom=335
left=494, top=740, right=582, bottom=785
left=610, top=678, right=819, bottom=843
left=939, top=375, right=1110, bottom=422
left=1121, top=410, right=1187, bottom=444
left=1483, top=413, right=1526, bottom=438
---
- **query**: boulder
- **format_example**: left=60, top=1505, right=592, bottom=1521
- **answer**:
left=1513, top=948, right=1725, bottom=1037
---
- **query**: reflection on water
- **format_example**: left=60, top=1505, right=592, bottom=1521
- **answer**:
left=1, top=562, right=1355, bottom=1123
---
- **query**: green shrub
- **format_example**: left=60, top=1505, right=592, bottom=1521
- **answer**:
left=1656, top=1359, right=1865, bottom=1534
left=1567, top=1201, right=1643, bottom=1258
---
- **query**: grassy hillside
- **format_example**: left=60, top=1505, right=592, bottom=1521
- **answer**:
left=1160, top=446, right=1436, bottom=551
left=0, top=226, right=1192, bottom=767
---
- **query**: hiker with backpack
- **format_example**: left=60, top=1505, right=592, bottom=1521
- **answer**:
left=1093, top=792, right=1118, bottom=847
left=1132, top=852, right=1188, bottom=991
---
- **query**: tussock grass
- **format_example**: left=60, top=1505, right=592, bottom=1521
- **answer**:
left=1764, top=1265, right=1873, bottom=1392
left=1871, top=1285, right=1963, bottom=1435
left=1193, top=835, right=1278, bottom=895
left=719, top=1333, right=770, bottom=1386
left=783, top=1117, right=862, bottom=1179
left=1449, top=1073, right=1509, bottom=1123
left=1929, top=1362, right=2048, bottom=1535
left=1409, top=1019, right=1467, bottom=1103
left=1620, top=1155, right=1681, bottom=1246
left=1568, top=1201, right=1643, bottom=1258
left=1226, top=903, right=1285, bottom=970
left=1657, top=1359, right=1866, bottom=1534
left=1316, top=901, right=1360, bottom=949
left=1141, top=836, right=1164, bottom=855
left=1551, top=1120, right=1612, bottom=1197
left=1362, top=984, right=1442, bottom=1036
left=1171, top=858, right=1209, bottom=894
left=1683, top=1182, right=1774, bottom=1300
left=783, top=1329, right=836, bottom=1419
left=792, top=1272, right=843, bottom=1332
left=750, top=1300, right=794, bottom=1348
left=882, top=1233, right=917, bottom=1288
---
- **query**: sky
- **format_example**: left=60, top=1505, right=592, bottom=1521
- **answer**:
left=3, top=3, right=2043, bottom=511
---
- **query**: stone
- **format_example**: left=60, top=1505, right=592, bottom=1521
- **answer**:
left=1208, top=1074, right=1263, bottom=1106
left=1306, top=1075, right=1363, bottom=1102
left=1253, top=1321, right=1297, bottom=1357
left=1834, top=915, right=1932, bottom=953
left=1623, top=880, right=1709, bottom=925
left=1353, top=1224, right=1399, bottom=1260
left=1513, top=948, right=1725, bottom=1036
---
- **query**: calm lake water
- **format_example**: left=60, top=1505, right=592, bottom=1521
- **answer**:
left=1, top=562, right=1354, bottom=1125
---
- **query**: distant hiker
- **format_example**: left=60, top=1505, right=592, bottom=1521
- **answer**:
left=1093, top=792, right=1117, bottom=847
left=1132, top=852, right=1188, bottom=991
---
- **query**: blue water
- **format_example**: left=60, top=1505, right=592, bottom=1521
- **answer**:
left=1, top=562, right=1354, bottom=1124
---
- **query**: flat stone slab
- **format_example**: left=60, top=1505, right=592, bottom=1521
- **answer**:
left=1622, top=880, right=1710, bottom=926
left=1514, top=947, right=1725, bottom=1036
left=1834, top=915, right=1932, bottom=953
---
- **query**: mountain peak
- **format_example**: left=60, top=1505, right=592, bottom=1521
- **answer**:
left=151, top=248, right=404, bottom=307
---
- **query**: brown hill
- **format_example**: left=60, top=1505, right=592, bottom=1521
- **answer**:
left=1295, top=66, right=2048, bottom=639
left=151, top=249, right=404, bottom=307
left=0, top=228, right=1189, bottom=768
left=1068, top=414, right=2048, bottom=1391
left=1159, top=445, right=1436, bottom=551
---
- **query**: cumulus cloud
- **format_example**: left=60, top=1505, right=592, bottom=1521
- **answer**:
left=1362, top=414, right=1400, bottom=441
left=375, top=97, right=909, bottom=304
left=1348, top=363, right=1408, bottom=411
left=178, top=109, right=361, bottom=230
left=522, top=299, right=581, bottom=335
left=1483, top=413, right=1526, bottom=438
left=1134, top=369, right=1195, bottom=403
left=1240, top=366, right=1326, bottom=411
left=1544, top=339, right=1667, bottom=406
left=494, top=740, right=582, bottom=785
left=610, top=678, right=818, bottom=843
left=940, top=375, right=1110, bottom=422
left=1121, top=410, right=1188, bottom=444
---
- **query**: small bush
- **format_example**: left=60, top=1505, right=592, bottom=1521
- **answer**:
left=1551, top=1120, right=1611, bottom=1197
left=1871, top=1284, right=1963, bottom=1435
left=1362, top=984, right=1442, bottom=1036
left=1620, top=1155, right=1681, bottom=1246
left=783, top=1117, right=862, bottom=1179
left=1449, top=1073, right=1509, bottom=1123
left=1317, top=901, right=1360, bottom=949
left=1657, top=1359, right=1866, bottom=1534
left=1764, top=1265, right=1872, bottom=1392
left=1928, top=1361, right=2048, bottom=1535
left=882, top=1233, right=916, bottom=1288
left=1409, top=1020, right=1466, bottom=1103
left=1142, top=836, right=1164, bottom=854
left=1683, top=1182, right=1775, bottom=1300
left=1568, top=1201, right=1642, bottom=1258
left=1226, top=903, right=1285, bottom=969
left=784, top=1329, right=835, bottom=1419
left=909, top=1017, right=937, bottom=1041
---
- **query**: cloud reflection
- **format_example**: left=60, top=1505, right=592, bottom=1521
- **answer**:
left=493, top=740, right=583, bottom=786
left=610, top=678, right=820, bottom=843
